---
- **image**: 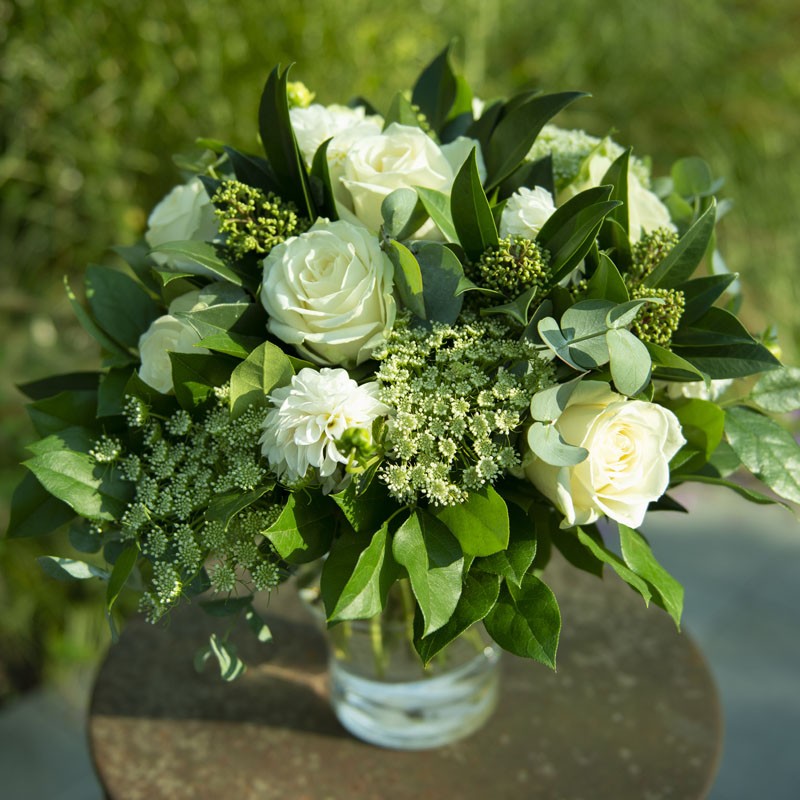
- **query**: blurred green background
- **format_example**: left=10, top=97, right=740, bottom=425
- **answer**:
left=2, top=0, right=798, bottom=703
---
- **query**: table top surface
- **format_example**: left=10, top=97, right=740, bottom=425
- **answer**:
left=89, top=554, right=722, bottom=800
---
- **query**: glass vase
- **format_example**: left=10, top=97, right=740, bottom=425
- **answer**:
left=299, top=578, right=501, bottom=750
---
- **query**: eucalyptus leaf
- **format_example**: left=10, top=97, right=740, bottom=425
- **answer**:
left=606, top=327, right=652, bottom=396
left=527, top=421, right=588, bottom=466
left=415, top=242, right=466, bottom=325
left=529, top=378, right=583, bottom=422
left=382, top=188, right=428, bottom=240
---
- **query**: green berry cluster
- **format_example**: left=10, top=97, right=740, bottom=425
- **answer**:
left=629, top=285, right=686, bottom=346
left=212, top=180, right=308, bottom=260
left=629, top=227, right=680, bottom=282
left=469, top=236, right=551, bottom=301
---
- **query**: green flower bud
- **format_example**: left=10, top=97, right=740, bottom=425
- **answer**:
left=630, top=285, right=685, bottom=346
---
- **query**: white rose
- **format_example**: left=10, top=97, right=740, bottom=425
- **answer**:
left=145, top=177, right=219, bottom=276
left=261, top=218, right=396, bottom=368
left=337, top=122, right=485, bottom=237
left=525, top=381, right=685, bottom=529
left=289, top=103, right=383, bottom=168
left=137, top=291, right=211, bottom=394
left=499, top=186, right=557, bottom=239
left=560, top=151, right=675, bottom=243
left=261, top=367, right=390, bottom=483
left=663, top=379, right=733, bottom=402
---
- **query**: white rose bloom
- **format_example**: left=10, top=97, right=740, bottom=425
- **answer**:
left=261, top=368, right=390, bottom=482
left=499, top=186, right=557, bottom=239
left=261, top=218, right=395, bottom=368
left=145, top=178, right=219, bottom=276
left=289, top=103, right=383, bottom=168
left=525, top=381, right=685, bottom=529
left=560, top=152, right=675, bottom=243
left=337, top=122, right=485, bottom=237
left=137, top=291, right=211, bottom=394
left=663, top=379, right=733, bottom=402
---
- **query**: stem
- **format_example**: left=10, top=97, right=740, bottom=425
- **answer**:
left=369, top=615, right=386, bottom=679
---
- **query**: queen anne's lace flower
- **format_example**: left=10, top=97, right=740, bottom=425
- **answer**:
left=260, top=368, right=390, bottom=483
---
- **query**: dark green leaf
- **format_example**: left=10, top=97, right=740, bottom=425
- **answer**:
left=415, top=242, right=466, bottom=325
left=64, top=277, right=134, bottom=361
left=552, top=525, right=604, bottom=578
left=85, top=265, right=159, bottom=349
left=414, top=571, right=500, bottom=665
left=411, top=44, right=458, bottom=134
left=331, top=478, right=400, bottom=535
left=485, top=92, right=587, bottom=190
left=672, top=307, right=755, bottom=347
left=38, top=556, right=109, bottom=581
left=384, top=91, right=423, bottom=129
left=310, top=138, right=338, bottom=219
left=222, top=146, right=279, bottom=195
left=205, top=486, right=275, bottom=530
left=392, top=509, right=464, bottom=636
left=416, top=187, right=459, bottom=243
left=27, top=390, right=97, bottom=437
left=97, top=368, right=134, bottom=417
left=473, top=503, right=537, bottom=587
left=6, top=471, right=75, bottom=538
left=150, top=241, right=244, bottom=286
left=670, top=398, right=725, bottom=463
left=451, top=148, right=499, bottom=260
left=259, top=65, right=314, bottom=217
left=600, top=148, right=631, bottom=235
left=17, top=372, right=100, bottom=401
left=265, top=493, right=336, bottom=564
left=673, top=342, right=780, bottom=379
left=584, top=254, right=630, bottom=303
left=199, top=596, right=254, bottom=617
left=645, top=341, right=706, bottom=382
left=381, top=188, right=428, bottom=240
left=481, top=284, right=539, bottom=326
left=197, top=331, right=262, bottom=359
left=679, top=273, right=737, bottom=325
left=643, top=201, right=716, bottom=289
left=498, top=156, right=555, bottom=201
left=68, top=520, right=102, bottom=553
left=484, top=574, right=560, bottom=668
left=106, top=544, right=138, bottom=611
left=170, top=352, right=233, bottom=410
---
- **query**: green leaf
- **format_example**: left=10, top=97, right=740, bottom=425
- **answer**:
left=670, top=398, right=725, bottom=463
left=106, top=544, right=138, bottom=611
left=485, top=92, right=586, bottom=190
left=415, top=242, right=466, bottom=325
left=199, top=596, right=254, bottom=617
left=645, top=341, right=706, bottom=382
left=537, top=316, right=585, bottom=371
left=575, top=527, right=652, bottom=604
left=208, top=633, right=246, bottom=681
left=24, top=451, right=133, bottom=522
left=414, top=571, right=501, bottom=665
left=672, top=307, right=755, bottom=347
left=205, top=485, right=275, bottom=530
left=551, top=525, right=604, bottom=578
left=606, top=298, right=659, bottom=329
left=64, top=277, right=134, bottom=362
left=386, top=240, right=426, bottom=319
left=601, top=148, right=631, bottom=235
left=229, top=341, right=294, bottom=418
left=473, top=502, right=537, bottom=587
left=451, top=148, right=499, bottom=260
left=85, top=265, right=159, bottom=349
left=527, top=421, right=588, bottom=466
left=259, top=65, right=314, bottom=218
left=27, top=390, right=97, bottom=437
left=584, top=254, right=630, bottom=303
left=38, top=556, right=109, bottom=582
left=618, top=525, right=683, bottom=628
left=6, top=471, right=75, bottom=538
left=246, top=608, right=273, bottom=642
left=529, top=377, right=583, bottom=422
left=170, top=352, right=234, bottom=411
left=68, top=520, right=102, bottom=553
left=673, top=342, right=780, bottom=379
left=481, top=284, right=539, bottom=327
left=331, top=478, right=400, bottom=535
left=381, top=188, right=428, bottom=240
left=17, top=372, right=100, bottom=401
left=97, top=367, right=134, bottom=417
left=416, top=187, right=459, bottom=243
left=222, top=146, right=279, bottom=195
left=150, top=241, right=244, bottom=286
left=671, top=157, right=715, bottom=198
left=392, top=509, right=464, bottom=636
left=673, top=473, right=781, bottom=506
left=483, top=574, right=560, bottom=668
left=265, top=493, right=335, bottom=564
left=321, top=523, right=397, bottom=622
left=310, top=137, right=338, bottom=219
left=384, top=91, right=423, bottom=129
left=643, top=201, right=716, bottom=289
left=679, top=273, right=737, bottom=325
left=196, top=331, right=262, bottom=359
left=411, top=44, right=458, bottom=134
left=751, top=367, right=800, bottom=413
left=725, top=406, right=800, bottom=504
left=606, top=327, right=652, bottom=396
left=433, top=485, right=510, bottom=557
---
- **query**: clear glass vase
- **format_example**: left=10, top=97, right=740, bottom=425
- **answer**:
left=299, top=578, right=501, bottom=750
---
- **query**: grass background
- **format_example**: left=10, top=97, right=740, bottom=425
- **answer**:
left=1, top=0, right=798, bottom=701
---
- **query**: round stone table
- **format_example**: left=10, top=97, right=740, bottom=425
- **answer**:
left=89, top=554, right=722, bottom=799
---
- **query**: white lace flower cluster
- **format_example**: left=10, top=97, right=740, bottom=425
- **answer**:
left=373, top=315, right=555, bottom=506
left=102, top=389, right=283, bottom=622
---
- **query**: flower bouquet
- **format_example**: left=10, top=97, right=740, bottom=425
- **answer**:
left=9, top=45, right=800, bottom=748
